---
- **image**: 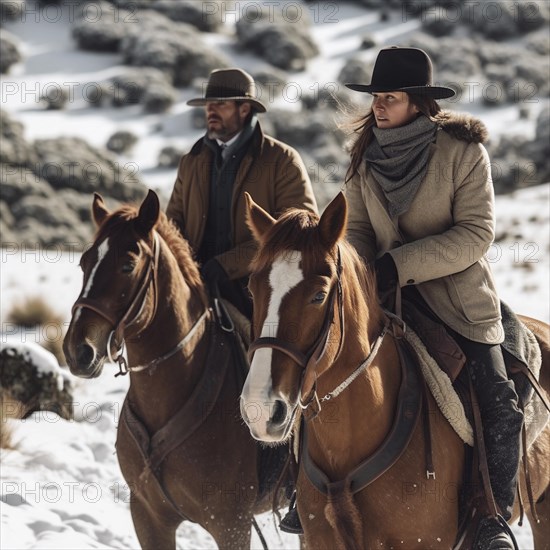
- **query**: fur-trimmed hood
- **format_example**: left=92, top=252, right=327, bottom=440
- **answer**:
left=434, top=110, right=488, bottom=144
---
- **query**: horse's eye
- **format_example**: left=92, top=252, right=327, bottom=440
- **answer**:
left=121, top=262, right=134, bottom=274
left=311, top=291, right=326, bottom=304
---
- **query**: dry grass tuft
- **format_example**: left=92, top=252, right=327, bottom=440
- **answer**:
left=0, top=391, right=27, bottom=450
left=7, top=296, right=63, bottom=328
left=6, top=296, right=66, bottom=364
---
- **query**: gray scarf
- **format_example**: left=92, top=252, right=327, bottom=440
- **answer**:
left=364, top=115, right=437, bottom=218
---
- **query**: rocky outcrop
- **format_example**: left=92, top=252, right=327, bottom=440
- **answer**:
left=236, top=6, right=318, bottom=71
left=0, top=342, right=74, bottom=421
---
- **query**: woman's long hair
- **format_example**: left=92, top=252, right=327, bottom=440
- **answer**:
left=344, top=94, right=442, bottom=183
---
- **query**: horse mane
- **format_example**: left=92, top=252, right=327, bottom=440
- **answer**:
left=252, top=208, right=379, bottom=311
left=95, top=205, right=206, bottom=301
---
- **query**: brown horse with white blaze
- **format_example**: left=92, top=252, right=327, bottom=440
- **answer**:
left=63, top=190, right=273, bottom=550
left=240, top=192, right=550, bottom=549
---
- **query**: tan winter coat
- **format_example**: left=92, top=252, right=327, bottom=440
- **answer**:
left=345, top=111, right=504, bottom=344
left=166, top=123, right=318, bottom=279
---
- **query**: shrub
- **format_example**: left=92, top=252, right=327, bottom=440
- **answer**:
left=6, top=296, right=62, bottom=328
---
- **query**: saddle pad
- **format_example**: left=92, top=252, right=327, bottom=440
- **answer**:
left=405, top=328, right=474, bottom=446
left=404, top=325, right=548, bottom=449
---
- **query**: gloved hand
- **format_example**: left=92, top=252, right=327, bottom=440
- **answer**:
left=374, top=253, right=399, bottom=309
left=200, top=258, right=228, bottom=295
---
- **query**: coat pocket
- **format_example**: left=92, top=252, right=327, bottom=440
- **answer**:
left=447, top=261, right=500, bottom=324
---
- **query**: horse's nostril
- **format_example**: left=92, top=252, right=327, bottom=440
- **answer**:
left=271, top=400, right=287, bottom=425
left=76, top=343, right=95, bottom=366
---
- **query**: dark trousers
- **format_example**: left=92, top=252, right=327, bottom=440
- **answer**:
left=449, top=332, right=523, bottom=520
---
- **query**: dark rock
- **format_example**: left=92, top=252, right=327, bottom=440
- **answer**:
left=0, top=344, right=74, bottom=421
left=158, top=146, right=184, bottom=168
left=143, top=82, right=177, bottom=113
left=12, top=195, right=82, bottom=228
left=0, top=200, right=14, bottom=228
left=0, top=32, right=22, bottom=73
left=422, top=15, right=456, bottom=37
left=32, top=137, right=146, bottom=201
left=0, top=111, right=37, bottom=168
left=72, top=1, right=133, bottom=52
left=151, top=0, right=225, bottom=32
left=40, top=85, right=70, bottom=110
left=0, top=0, right=25, bottom=22
left=471, top=2, right=518, bottom=40
left=525, top=30, right=550, bottom=56
left=236, top=7, right=318, bottom=71
left=57, top=188, right=96, bottom=223
left=0, top=166, right=54, bottom=205
left=106, top=131, right=138, bottom=154
left=253, top=68, right=288, bottom=108
left=110, top=68, right=171, bottom=106
left=338, top=58, right=374, bottom=86
left=360, top=35, right=377, bottom=50
left=120, top=12, right=228, bottom=87
left=516, top=0, right=549, bottom=33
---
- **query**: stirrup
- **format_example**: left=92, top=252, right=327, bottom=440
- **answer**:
left=474, top=515, right=518, bottom=550
left=279, top=493, right=303, bottom=535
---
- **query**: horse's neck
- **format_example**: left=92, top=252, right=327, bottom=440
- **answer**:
left=125, top=244, right=208, bottom=430
left=308, top=292, right=401, bottom=479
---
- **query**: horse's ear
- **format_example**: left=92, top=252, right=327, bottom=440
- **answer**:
left=136, top=190, right=160, bottom=235
left=245, top=192, right=275, bottom=243
left=92, top=193, right=109, bottom=226
left=318, top=192, right=348, bottom=249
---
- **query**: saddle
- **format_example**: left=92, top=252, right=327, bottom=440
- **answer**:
left=402, top=294, right=544, bottom=412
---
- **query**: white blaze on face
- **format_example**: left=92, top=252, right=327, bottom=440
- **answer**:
left=73, top=238, right=110, bottom=323
left=242, top=252, right=303, bottom=429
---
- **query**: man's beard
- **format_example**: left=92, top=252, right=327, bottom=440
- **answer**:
left=207, top=126, right=228, bottom=139
left=206, top=112, right=242, bottom=140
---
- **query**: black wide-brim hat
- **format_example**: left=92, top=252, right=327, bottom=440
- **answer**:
left=345, top=47, right=455, bottom=100
left=187, top=68, right=267, bottom=113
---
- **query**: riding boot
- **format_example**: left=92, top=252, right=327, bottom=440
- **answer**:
left=279, top=491, right=304, bottom=535
left=453, top=335, right=523, bottom=548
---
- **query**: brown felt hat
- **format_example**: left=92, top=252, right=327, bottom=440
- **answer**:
left=187, top=68, right=267, bottom=112
left=345, top=47, right=455, bottom=100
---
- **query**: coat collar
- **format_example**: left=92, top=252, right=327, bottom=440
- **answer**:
left=434, top=110, right=488, bottom=144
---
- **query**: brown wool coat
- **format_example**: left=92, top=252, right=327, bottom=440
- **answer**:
left=345, top=111, right=504, bottom=344
left=166, top=123, right=318, bottom=280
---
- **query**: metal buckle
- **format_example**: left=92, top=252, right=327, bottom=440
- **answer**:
left=299, top=386, right=322, bottom=421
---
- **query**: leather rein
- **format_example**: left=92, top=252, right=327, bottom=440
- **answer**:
left=247, top=246, right=388, bottom=419
left=72, top=232, right=208, bottom=376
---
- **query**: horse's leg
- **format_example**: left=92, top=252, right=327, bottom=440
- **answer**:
left=130, top=497, right=178, bottom=550
left=529, top=488, right=550, bottom=550
left=209, top=521, right=252, bottom=550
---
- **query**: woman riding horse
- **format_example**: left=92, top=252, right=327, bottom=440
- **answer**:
left=343, top=46, right=523, bottom=549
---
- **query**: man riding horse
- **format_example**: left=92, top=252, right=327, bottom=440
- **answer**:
left=166, top=68, right=318, bottom=320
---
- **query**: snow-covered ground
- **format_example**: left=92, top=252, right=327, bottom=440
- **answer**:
left=1, top=1, right=549, bottom=548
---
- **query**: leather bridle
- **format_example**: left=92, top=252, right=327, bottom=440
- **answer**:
left=247, top=247, right=345, bottom=414
left=72, top=231, right=210, bottom=376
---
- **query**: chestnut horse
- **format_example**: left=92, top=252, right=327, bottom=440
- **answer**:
left=240, top=192, right=550, bottom=549
left=63, top=190, right=276, bottom=550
